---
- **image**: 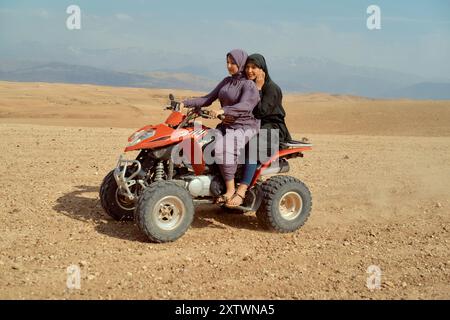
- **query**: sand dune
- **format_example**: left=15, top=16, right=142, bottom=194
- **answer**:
left=0, top=81, right=449, bottom=299
left=1, top=81, right=449, bottom=136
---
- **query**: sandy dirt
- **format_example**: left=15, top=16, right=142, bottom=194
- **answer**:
left=0, top=81, right=449, bottom=299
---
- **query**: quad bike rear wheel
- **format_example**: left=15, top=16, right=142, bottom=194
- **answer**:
left=135, top=181, right=194, bottom=243
left=256, top=175, right=312, bottom=232
left=99, top=170, right=135, bottom=221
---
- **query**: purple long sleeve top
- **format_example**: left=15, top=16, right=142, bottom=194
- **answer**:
left=183, top=50, right=260, bottom=131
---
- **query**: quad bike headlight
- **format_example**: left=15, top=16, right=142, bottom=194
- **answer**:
left=128, top=130, right=144, bottom=142
left=127, top=129, right=156, bottom=147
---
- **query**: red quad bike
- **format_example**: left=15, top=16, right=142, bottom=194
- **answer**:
left=100, top=94, right=313, bottom=243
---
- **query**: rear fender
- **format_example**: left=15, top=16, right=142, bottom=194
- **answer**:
left=250, top=146, right=312, bottom=187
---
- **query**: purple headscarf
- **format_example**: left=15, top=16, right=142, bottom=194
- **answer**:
left=227, top=49, right=248, bottom=77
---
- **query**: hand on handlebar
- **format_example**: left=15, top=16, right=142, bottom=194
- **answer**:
left=221, top=114, right=236, bottom=125
left=206, top=109, right=224, bottom=118
left=204, top=109, right=235, bottom=124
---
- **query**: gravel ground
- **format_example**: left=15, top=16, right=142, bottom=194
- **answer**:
left=1, top=123, right=449, bottom=299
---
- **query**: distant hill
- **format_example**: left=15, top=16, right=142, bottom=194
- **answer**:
left=0, top=62, right=149, bottom=86
left=259, top=56, right=427, bottom=98
left=0, top=57, right=449, bottom=99
left=385, top=82, right=450, bottom=100
left=143, top=71, right=216, bottom=91
left=0, top=62, right=214, bottom=91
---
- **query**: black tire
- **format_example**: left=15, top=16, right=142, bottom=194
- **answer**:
left=135, top=181, right=194, bottom=243
left=99, top=170, right=135, bottom=221
left=256, top=175, right=312, bottom=232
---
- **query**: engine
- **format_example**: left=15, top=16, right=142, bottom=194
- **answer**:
left=183, top=175, right=215, bottom=197
left=179, top=175, right=226, bottom=198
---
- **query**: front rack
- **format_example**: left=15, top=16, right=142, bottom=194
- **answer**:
left=113, top=154, right=145, bottom=201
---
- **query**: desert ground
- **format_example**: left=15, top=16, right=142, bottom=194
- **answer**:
left=0, top=81, right=449, bottom=299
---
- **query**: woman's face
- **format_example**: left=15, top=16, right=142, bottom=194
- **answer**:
left=245, top=62, right=261, bottom=80
left=226, top=55, right=239, bottom=75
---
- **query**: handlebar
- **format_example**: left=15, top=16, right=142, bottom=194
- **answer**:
left=166, top=93, right=226, bottom=121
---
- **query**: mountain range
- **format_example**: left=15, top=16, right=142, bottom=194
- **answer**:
left=0, top=54, right=449, bottom=99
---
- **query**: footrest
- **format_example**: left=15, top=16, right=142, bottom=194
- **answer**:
left=281, top=139, right=313, bottom=148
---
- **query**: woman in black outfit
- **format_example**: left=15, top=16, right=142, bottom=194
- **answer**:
left=226, top=53, right=293, bottom=208
left=247, top=53, right=292, bottom=144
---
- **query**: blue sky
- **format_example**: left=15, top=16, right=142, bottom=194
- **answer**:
left=0, top=0, right=449, bottom=78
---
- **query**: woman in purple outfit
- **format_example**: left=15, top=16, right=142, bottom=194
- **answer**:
left=182, top=49, right=260, bottom=205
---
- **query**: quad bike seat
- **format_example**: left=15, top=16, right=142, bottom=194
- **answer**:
left=280, top=138, right=312, bottom=148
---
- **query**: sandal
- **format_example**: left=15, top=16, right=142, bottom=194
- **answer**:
left=214, top=194, right=229, bottom=205
left=225, top=192, right=245, bottom=208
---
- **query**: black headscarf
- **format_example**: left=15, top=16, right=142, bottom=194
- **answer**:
left=246, top=53, right=272, bottom=83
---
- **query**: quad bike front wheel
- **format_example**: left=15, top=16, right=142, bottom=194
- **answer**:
left=135, top=181, right=194, bottom=243
left=99, top=170, right=135, bottom=221
left=256, top=175, right=312, bottom=232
